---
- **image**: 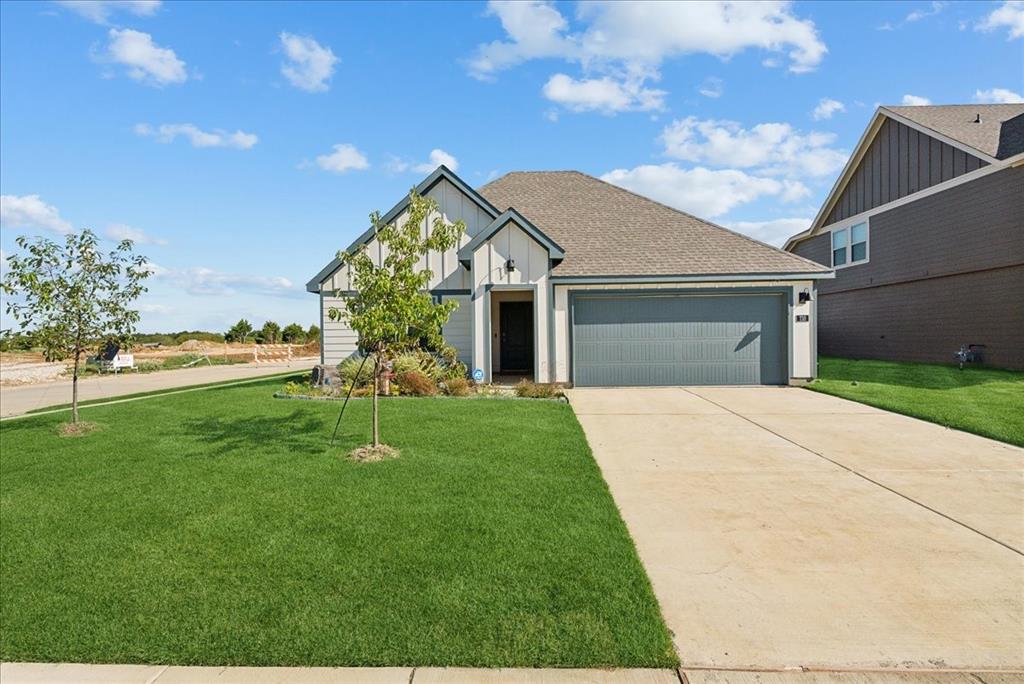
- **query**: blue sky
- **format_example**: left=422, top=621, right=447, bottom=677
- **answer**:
left=2, top=0, right=1022, bottom=332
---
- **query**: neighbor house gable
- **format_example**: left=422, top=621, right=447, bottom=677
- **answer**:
left=784, top=107, right=998, bottom=250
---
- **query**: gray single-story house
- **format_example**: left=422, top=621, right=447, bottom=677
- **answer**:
left=784, top=103, right=1024, bottom=370
left=308, top=166, right=833, bottom=386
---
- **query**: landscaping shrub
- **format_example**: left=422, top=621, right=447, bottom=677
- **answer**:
left=338, top=356, right=372, bottom=388
left=444, top=376, right=471, bottom=397
left=514, top=380, right=563, bottom=399
left=396, top=370, right=438, bottom=396
left=390, top=353, right=424, bottom=378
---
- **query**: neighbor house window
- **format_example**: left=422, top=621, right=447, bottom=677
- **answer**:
left=832, top=221, right=869, bottom=268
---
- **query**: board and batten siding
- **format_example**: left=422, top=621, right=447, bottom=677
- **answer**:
left=317, top=177, right=494, bottom=368
left=470, top=219, right=552, bottom=383
left=825, top=118, right=988, bottom=227
left=319, top=177, right=496, bottom=294
left=441, top=294, right=472, bottom=367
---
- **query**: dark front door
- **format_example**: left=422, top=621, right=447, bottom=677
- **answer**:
left=500, top=301, right=534, bottom=373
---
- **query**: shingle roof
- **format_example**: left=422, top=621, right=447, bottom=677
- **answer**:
left=477, top=171, right=829, bottom=277
left=885, top=104, right=1024, bottom=159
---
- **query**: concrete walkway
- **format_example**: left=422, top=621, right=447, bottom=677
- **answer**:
left=3, top=663, right=1021, bottom=683
left=0, top=360, right=315, bottom=417
left=567, top=387, right=1024, bottom=673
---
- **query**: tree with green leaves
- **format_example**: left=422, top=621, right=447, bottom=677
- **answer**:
left=259, top=320, right=281, bottom=344
left=329, top=190, right=465, bottom=450
left=1, top=229, right=149, bottom=425
left=225, top=319, right=253, bottom=343
left=281, top=322, right=306, bottom=343
left=307, top=324, right=320, bottom=341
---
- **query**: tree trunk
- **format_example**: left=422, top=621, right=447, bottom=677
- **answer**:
left=72, top=350, right=80, bottom=424
left=371, top=353, right=380, bottom=447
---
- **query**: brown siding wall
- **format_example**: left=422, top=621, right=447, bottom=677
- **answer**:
left=825, top=118, right=988, bottom=225
left=818, top=265, right=1024, bottom=369
left=792, top=232, right=830, bottom=268
left=807, top=166, right=1024, bottom=369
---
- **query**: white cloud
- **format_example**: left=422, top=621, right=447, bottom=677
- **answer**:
left=812, top=97, right=845, bottom=120
left=468, top=1, right=824, bottom=116
left=279, top=32, right=338, bottom=93
left=974, top=87, right=1024, bottom=104
left=659, top=116, right=848, bottom=178
left=389, top=149, right=460, bottom=174
left=542, top=72, right=665, bottom=113
left=976, top=1, right=1024, bottom=39
left=698, top=76, right=724, bottom=98
left=906, top=1, right=947, bottom=22
left=104, top=28, right=186, bottom=85
left=105, top=223, right=167, bottom=245
left=901, top=94, right=932, bottom=105
left=147, top=263, right=297, bottom=297
left=727, top=217, right=812, bottom=247
left=0, top=194, right=73, bottom=234
left=134, top=123, right=258, bottom=149
left=315, top=143, right=369, bottom=173
left=56, top=0, right=160, bottom=24
left=136, top=301, right=174, bottom=314
left=601, top=164, right=793, bottom=218
left=469, top=0, right=826, bottom=78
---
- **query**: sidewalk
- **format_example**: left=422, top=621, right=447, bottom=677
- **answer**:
left=0, top=360, right=315, bottom=418
left=2, top=664, right=1021, bottom=683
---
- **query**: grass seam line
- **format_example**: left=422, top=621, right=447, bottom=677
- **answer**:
left=0, top=370, right=306, bottom=422
left=682, top=388, right=1024, bottom=559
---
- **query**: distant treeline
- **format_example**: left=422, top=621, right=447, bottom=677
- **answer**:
left=134, top=331, right=226, bottom=346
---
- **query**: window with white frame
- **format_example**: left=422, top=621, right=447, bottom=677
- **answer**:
left=832, top=220, right=868, bottom=267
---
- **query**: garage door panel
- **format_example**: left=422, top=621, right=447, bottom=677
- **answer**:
left=572, top=294, right=787, bottom=386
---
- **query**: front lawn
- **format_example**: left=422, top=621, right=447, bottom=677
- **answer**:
left=0, top=377, right=675, bottom=667
left=809, top=357, right=1024, bottom=447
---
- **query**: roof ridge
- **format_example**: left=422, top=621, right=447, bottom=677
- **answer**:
left=886, top=103, right=1024, bottom=108
left=578, top=172, right=832, bottom=272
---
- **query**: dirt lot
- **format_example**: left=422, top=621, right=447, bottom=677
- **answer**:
left=0, top=340, right=318, bottom=386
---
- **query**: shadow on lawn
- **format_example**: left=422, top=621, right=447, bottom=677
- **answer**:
left=818, top=357, right=1022, bottom=391
left=183, top=408, right=333, bottom=457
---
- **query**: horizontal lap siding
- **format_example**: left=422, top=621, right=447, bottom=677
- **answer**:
left=321, top=296, right=359, bottom=366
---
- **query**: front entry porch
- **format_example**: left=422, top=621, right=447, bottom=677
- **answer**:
left=489, top=289, right=535, bottom=381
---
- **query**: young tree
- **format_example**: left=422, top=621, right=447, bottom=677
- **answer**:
left=281, top=322, right=306, bottom=343
left=1, top=230, right=149, bottom=424
left=329, top=190, right=465, bottom=449
left=225, top=318, right=253, bottom=343
left=260, top=320, right=281, bottom=344
left=306, top=324, right=320, bottom=341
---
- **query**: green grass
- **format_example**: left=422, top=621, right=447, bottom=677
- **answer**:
left=808, top=357, right=1024, bottom=447
left=0, top=378, right=675, bottom=667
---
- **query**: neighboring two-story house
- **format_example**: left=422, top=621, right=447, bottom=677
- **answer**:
left=785, top=104, right=1024, bottom=370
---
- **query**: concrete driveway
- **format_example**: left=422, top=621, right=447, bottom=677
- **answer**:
left=567, top=387, right=1024, bottom=673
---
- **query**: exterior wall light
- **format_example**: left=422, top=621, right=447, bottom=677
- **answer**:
left=798, top=289, right=811, bottom=304
left=505, top=259, right=516, bottom=273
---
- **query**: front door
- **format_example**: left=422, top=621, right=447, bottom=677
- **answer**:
left=500, top=301, right=534, bottom=373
